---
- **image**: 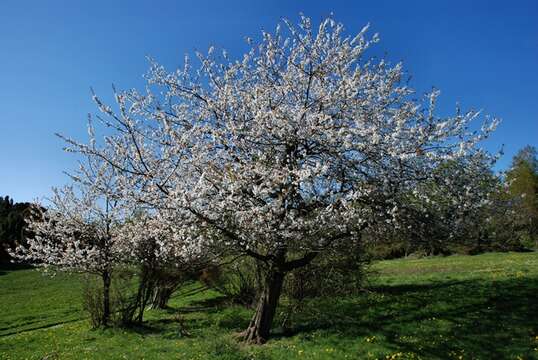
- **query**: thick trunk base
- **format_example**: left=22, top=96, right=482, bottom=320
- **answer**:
left=238, top=270, right=284, bottom=344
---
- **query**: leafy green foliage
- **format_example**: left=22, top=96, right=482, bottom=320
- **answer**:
left=506, top=145, right=538, bottom=248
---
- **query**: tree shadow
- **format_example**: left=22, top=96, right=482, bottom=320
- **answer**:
left=188, top=294, right=229, bottom=309
left=118, top=312, right=216, bottom=340
left=366, top=280, right=468, bottom=295
left=272, top=277, right=538, bottom=359
left=123, top=275, right=537, bottom=359
left=0, top=317, right=84, bottom=337
left=0, top=262, right=33, bottom=275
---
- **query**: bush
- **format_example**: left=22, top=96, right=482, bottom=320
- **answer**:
left=82, top=268, right=147, bottom=328
left=280, top=245, right=369, bottom=331
left=284, top=249, right=369, bottom=301
left=202, top=258, right=261, bottom=308
left=110, top=267, right=140, bottom=326
left=82, top=276, right=106, bottom=328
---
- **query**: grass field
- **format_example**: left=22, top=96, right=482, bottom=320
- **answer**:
left=1, top=252, right=537, bottom=359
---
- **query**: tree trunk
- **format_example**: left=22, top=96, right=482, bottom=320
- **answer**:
left=239, top=269, right=285, bottom=344
left=150, top=286, right=174, bottom=309
left=102, top=270, right=111, bottom=326
left=134, top=265, right=155, bottom=323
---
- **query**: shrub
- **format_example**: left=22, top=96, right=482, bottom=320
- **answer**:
left=82, top=268, right=146, bottom=328
left=202, top=259, right=261, bottom=308
left=280, top=245, right=369, bottom=330
left=82, top=275, right=106, bottom=328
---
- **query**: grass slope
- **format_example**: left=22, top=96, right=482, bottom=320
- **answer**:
left=1, top=252, right=537, bottom=360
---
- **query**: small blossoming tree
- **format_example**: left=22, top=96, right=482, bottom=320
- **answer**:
left=11, top=159, right=126, bottom=326
left=116, top=211, right=211, bottom=317
left=62, top=15, right=497, bottom=342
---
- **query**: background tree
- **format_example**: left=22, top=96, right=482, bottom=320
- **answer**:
left=405, top=157, right=500, bottom=255
left=505, top=145, right=538, bottom=248
left=61, top=16, right=498, bottom=343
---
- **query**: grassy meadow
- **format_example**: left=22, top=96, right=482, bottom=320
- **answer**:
left=1, top=252, right=537, bottom=359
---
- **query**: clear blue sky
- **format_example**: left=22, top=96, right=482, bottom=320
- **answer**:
left=1, top=0, right=537, bottom=202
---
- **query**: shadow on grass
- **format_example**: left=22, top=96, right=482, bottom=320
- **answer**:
left=118, top=314, right=217, bottom=340
left=135, top=275, right=536, bottom=359
left=188, top=294, right=229, bottom=309
left=366, top=280, right=468, bottom=294
left=270, top=277, right=538, bottom=359
left=0, top=317, right=84, bottom=337
left=115, top=295, right=231, bottom=340
left=4, top=263, right=535, bottom=358
left=0, top=262, right=33, bottom=275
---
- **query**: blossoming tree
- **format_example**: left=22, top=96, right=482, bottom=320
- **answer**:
left=116, top=211, right=211, bottom=318
left=11, top=159, right=126, bottom=326
left=62, top=16, right=498, bottom=342
left=368, top=155, right=500, bottom=256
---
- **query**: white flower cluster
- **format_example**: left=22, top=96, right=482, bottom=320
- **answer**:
left=16, top=15, right=499, bottom=272
left=11, top=158, right=127, bottom=274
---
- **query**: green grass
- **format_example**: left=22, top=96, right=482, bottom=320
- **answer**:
left=1, top=252, right=537, bottom=359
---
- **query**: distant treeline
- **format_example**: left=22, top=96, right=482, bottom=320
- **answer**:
left=0, top=196, right=32, bottom=263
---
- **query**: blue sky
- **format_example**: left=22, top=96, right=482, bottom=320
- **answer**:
left=1, top=0, right=537, bottom=202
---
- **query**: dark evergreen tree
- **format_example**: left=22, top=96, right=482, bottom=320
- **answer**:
left=0, top=196, right=32, bottom=262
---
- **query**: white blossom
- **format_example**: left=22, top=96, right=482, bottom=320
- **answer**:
left=58, top=15, right=498, bottom=273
